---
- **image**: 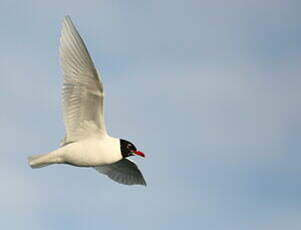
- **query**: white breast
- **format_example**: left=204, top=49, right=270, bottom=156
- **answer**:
left=59, top=135, right=122, bottom=167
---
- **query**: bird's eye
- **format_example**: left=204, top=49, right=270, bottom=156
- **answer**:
left=127, top=144, right=131, bottom=149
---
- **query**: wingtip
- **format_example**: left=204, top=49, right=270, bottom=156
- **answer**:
left=141, top=178, right=147, bottom=186
left=62, top=15, right=74, bottom=28
left=64, top=15, right=71, bottom=21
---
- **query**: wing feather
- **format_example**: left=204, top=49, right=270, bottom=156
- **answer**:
left=94, top=159, right=147, bottom=186
left=59, top=16, right=106, bottom=144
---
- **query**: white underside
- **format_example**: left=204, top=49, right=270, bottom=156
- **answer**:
left=29, top=135, right=122, bottom=168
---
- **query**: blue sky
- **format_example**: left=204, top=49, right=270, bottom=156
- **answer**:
left=0, top=0, right=301, bottom=229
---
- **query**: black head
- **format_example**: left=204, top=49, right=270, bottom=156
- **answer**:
left=120, top=139, right=137, bottom=158
left=120, top=139, right=145, bottom=158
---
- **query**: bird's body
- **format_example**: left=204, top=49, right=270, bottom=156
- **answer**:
left=30, top=135, right=122, bottom=168
left=28, top=16, right=146, bottom=186
left=62, top=135, right=122, bottom=167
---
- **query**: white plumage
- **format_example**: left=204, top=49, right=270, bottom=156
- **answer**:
left=28, top=16, right=146, bottom=186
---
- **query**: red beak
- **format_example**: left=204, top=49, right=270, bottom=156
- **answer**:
left=133, top=151, right=145, bottom=158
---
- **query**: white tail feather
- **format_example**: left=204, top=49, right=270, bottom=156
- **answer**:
left=28, top=154, right=54, bottom=168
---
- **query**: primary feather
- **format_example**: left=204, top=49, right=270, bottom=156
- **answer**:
left=60, top=16, right=106, bottom=144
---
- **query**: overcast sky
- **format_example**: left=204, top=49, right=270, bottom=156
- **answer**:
left=0, top=0, right=300, bottom=229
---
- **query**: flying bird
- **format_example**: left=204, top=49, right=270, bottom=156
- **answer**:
left=28, top=16, right=146, bottom=186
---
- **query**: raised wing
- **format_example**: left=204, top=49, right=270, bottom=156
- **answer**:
left=59, top=16, right=106, bottom=144
left=94, top=159, right=147, bottom=186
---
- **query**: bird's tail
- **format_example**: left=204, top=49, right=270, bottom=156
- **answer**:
left=28, top=154, right=54, bottom=168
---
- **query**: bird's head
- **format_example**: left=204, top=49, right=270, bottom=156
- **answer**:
left=120, top=139, right=145, bottom=158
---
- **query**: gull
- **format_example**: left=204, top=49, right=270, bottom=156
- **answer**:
left=28, top=16, right=146, bottom=186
